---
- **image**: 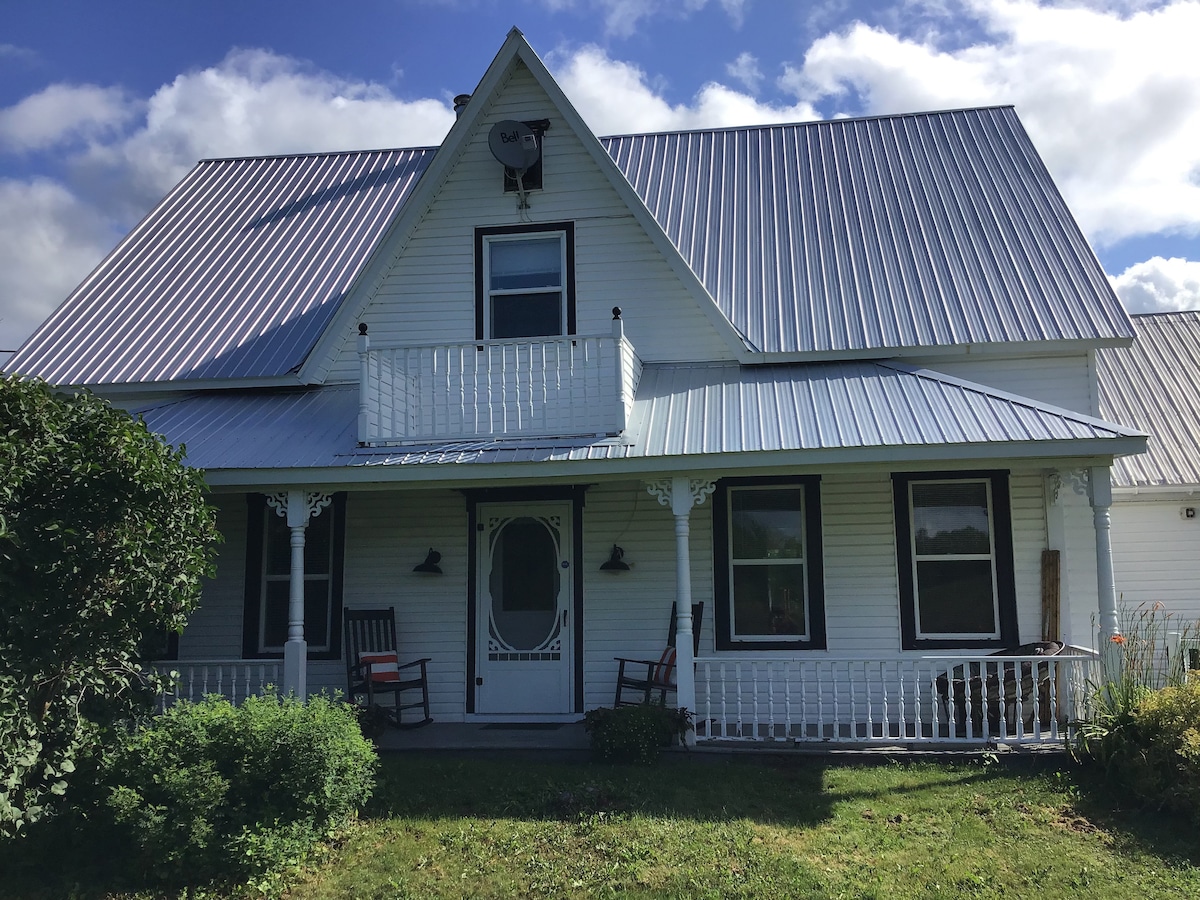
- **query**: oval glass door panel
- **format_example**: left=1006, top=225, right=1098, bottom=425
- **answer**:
left=488, top=516, right=561, bottom=651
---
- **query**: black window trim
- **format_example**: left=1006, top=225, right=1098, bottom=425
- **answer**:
left=474, top=222, right=576, bottom=341
left=242, top=492, right=346, bottom=661
left=893, top=470, right=1019, bottom=651
left=713, top=475, right=826, bottom=651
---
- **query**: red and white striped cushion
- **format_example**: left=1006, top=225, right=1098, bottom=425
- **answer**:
left=359, top=651, right=400, bottom=683
left=653, top=647, right=677, bottom=684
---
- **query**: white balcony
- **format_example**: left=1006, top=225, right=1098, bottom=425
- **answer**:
left=357, top=319, right=641, bottom=446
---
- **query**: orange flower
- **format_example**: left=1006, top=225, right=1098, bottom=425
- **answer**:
left=1110, top=634, right=1127, bottom=645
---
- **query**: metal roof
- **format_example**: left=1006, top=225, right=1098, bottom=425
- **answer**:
left=138, top=362, right=1141, bottom=475
left=1097, top=311, right=1200, bottom=489
left=602, top=107, right=1132, bottom=355
left=9, top=148, right=435, bottom=385
left=11, top=107, right=1132, bottom=387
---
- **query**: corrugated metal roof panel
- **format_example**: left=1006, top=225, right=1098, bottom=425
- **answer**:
left=138, top=362, right=1139, bottom=473
left=1097, top=311, right=1200, bottom=489
left=602, top=107, right=1132, bottom=354
left=629, top=361, right=1136, bottom=458
left=13, top=107, right=1132, bottom=387
left=11, top=148, right=435, bottom=385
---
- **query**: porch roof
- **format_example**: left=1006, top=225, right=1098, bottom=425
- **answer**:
left=136, top=360, right=1143, bottom=479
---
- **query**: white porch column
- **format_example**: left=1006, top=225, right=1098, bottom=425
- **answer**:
left=646, top=475, right=716, bottom=746
left=266, top=490, right=333, bottom=699
left=1090, top=466, right=1123, bottom=680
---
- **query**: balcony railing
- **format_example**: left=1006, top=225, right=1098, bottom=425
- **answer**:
left=693, top=647, right=1098, bottom=746
left=357, top=316, right=641, bottom=445
left=150, top=659, right=280, bottom=712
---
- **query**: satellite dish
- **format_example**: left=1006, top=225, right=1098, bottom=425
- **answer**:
left=488, top=120, right=539, bottom=173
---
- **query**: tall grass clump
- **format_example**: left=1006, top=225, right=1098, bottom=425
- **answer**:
left=1076, top=602, right=1200, bottom=822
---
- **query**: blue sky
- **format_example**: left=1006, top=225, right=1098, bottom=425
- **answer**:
left=2, top=0, right=1199, bottom=352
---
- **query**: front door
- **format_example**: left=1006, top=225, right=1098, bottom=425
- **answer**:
left=475, top=501, right=573, bottom=715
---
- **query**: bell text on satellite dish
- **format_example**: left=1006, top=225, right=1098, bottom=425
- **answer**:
left=488, top=120, right=540, bottom=172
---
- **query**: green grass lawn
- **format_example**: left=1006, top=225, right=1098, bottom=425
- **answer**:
left=5, top=753, right=1199, bottom=899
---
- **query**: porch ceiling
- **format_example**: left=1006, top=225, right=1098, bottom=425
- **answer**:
left=136, top=360, right=1143, bottom=482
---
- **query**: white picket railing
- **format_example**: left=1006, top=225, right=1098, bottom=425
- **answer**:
left=150, top=660, right=280, bottom=712
left=693, top=647, right=1098, bottom=746
left=357, top=319, right=640, bottom=445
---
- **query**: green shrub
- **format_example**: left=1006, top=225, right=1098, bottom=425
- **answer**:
left=92, top=692, right=376, bottom=886
left=1078, top=673, right=1200, bottom=824
left=583, top=704, right=691, bottom=764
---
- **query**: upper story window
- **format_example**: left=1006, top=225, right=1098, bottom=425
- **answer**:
left=893, top=471, right=1018, bottom=650
left=713, top=476, right=826, bottom=651
left=475, top=223, right=575, bottom=340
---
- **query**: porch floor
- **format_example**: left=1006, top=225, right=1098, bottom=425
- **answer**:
left=371, top=722, right=1067, bottom=756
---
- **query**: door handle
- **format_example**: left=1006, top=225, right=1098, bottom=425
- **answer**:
left=562, top=610, right=568, bottom=627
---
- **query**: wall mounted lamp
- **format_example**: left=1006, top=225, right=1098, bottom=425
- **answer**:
left=599, top=544, right=630, bottom=572
left=413, top=548, right=443, bottom=574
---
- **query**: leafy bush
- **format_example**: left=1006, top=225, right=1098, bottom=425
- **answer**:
left=1118, top=676, right=1200, bottom=822
left=1, top=375, right=218, bottom=835
left=90, top=692, right=377, bottom=886
left=583, top=704, right=692, bottom=764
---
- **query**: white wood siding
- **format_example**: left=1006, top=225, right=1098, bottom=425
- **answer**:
left=917, top=353, right=1096, bottom=415
left=177, top=494, right=246, bottom=660
left=582, top=481, right=715, bottom=712
left=1112, top=498, right=1200, bottom=623
left=326, top=62, right=733, bottom=383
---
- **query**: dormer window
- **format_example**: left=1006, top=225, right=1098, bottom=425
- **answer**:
left=475, top=222, right=576, bottom=340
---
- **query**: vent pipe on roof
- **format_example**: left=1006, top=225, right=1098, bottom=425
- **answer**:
left=453, top=94, right=471, bottom=118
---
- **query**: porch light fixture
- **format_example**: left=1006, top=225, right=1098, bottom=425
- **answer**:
left=599, top=544, right=630, bottom=572
left=413, top=548, right=443, bottom=575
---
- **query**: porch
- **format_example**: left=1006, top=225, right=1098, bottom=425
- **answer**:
left=152, top=645, right=1097, bottom=749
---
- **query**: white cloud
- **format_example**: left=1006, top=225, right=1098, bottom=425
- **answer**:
left=540, top=0, right=741, bottom=37
left=75, top=49, right=457, bottom=214
left=1110, top=256, right=1200, bottom=313
left=726, top=52, right=763, bottom=92
left=778, top=0, right=1200, bottom=247
left=0, top=83, right=138, bottom=152
left=553, top=45, right=818, bottom=135
left=2, top=49, right=461, bottom=345
left=0, top=178, right=116, bottom=352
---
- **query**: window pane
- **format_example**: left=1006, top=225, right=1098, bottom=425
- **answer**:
left=915, top=560, right=997, bottom=634
left=732, top=563, right=807, bottom=636
left=265, top=513, right=291, bottom=576
left=304, top=512, right=332, bottom=575
left=263, top=579, right=331, bottom=650
left=265, top=508, right=332, bottom=576
left=490, top=238, right=561, bottom=291
left=912, top=482, right=991, bottom=555
left=263, top=580, right=289, bottom=649
left=491, top=291, right=562, bottom=338
left=488, top=517, right=559, bottom=651
left=304, top=579, right=330, bottom=648
left=731, top=489, right=804, bottom=560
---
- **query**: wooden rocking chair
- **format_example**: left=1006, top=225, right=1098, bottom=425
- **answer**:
left=344, top=607, right=432, bottom=728
left=613, top=602, right=704, bottom=707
